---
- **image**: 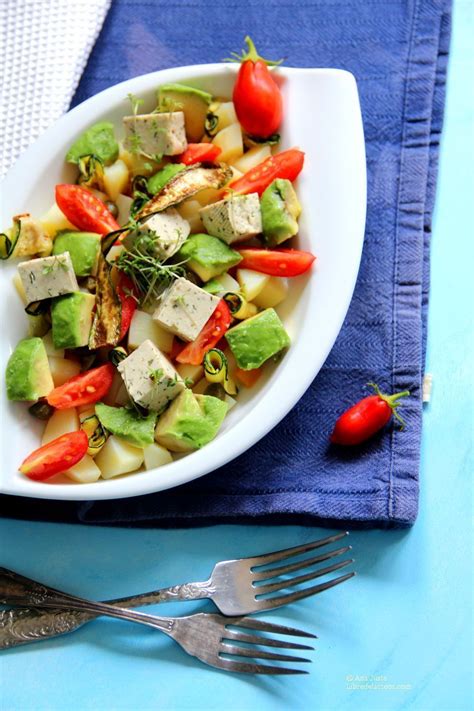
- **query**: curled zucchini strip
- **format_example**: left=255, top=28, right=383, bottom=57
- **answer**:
left=222, top=291, right=258, bottom=320
left=108, top=346, right=128, bottom=367
left=203, top=348, right=237, bottom=396
left=81, top=414, right=108, bottom=456
left=0, top=220, right=21, bottom=260
left=77, top=155, right=105, bottom=191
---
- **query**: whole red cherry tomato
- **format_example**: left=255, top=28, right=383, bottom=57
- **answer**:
left=330, top=383, right=410, bottom=445
left=230, top=36, right=283, bottom=139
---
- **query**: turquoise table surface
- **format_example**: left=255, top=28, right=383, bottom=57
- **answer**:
left=1, top=4, right=472, bottom=710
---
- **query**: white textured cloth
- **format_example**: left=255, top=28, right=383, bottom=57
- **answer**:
left=0, top=0, right=111, bottom=178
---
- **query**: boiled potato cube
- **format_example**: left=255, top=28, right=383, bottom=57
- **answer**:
left=12, top=272, right=27, bottom=304
left=79, top=407, right=95, bottom=423
left=176, top=199, right=203, bottom=233
left=42, top=408, right=79, bottom=445
left=115, top=383, right=131, bottom=407
left=128, top=310, right=174, bottom=353
left=115, top=194, right=133, bottom=226
left=48, top=357, right=81, bottom=387
left=42, top=331, right=65, bottom=358
left=237, top=268, right=270, bottom=301
left=40, top=203, right=75, bottom=237
left=102, top=370, right=125, bottom=406
left=213, top=102, right=238, bottom=132
left=224, top=394, right=237, bottom=411
left=253, top=277, right=289, bottom=308
left=143, top=443, right=173, bottom=470
left=218, top=272, right=240, bottom=294
left=106, top=244, right=125, bottom=263
left=192, top=377, right=209, bottom=395
left=95, top=435, right=144, bottom=479
left=232, top=145, right=272, bottom=174
left=65, top=454, right=101, bottom=483
left=194, top=187, right=223, bottom=207
left=212, top=123, right=243, bottom=164
left=103, top=159, right=129, bottom=201
left=176, top=362, right=204, bottom=385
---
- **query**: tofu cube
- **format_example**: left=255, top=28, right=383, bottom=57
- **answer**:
left=123, top=112, right=187, bottom=156
left=138, top=208, right=190, bottom=260
left=117, top=339, right=185, bottom=412
left=199, top=193, right=262, bottom=245
left=18, top=253, right=79, bottom=303
left=153, top=277, right=220, bottom=342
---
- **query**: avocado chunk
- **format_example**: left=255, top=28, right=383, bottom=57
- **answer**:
left=52, top=231, right=101, bottom=276
left=157, top=84, right=212, bottom=142
left=66, top=121, right=119, bottom=166
left=177, top=233, right=242, bottom=281
left=225, top=308, right=290, bottom=370
left=51, top=292, right=96, bottom=349
left=148, top=163, right=186, bottom=195
left=260, top=179, right=302, bottom=246
left=96, top=403, right=157, bottom=447
left=202, top=277, right=223, bottom=295
left=155, top=389, right=227, bottom=452
left=6, top=337, right=54, bottom=401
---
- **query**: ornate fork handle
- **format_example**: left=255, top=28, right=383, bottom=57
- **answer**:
left=0, top=567, right=214, bottom=649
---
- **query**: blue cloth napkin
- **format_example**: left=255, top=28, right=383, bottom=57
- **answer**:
left=1, top=0, right=451, bottom=527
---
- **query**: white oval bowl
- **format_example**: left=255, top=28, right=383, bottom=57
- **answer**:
left=0, top=64, right=366, bottom=501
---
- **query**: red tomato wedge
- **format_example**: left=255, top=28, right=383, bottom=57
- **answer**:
left=237, top=248, right=316, bottom=277
left=117, top=274, right=138, bottom=341
left=47, top=364, right=115, bottom=410
left=227, top=149, right=304, bottom=196
left=177, top=300, right=232, bottom=366
left=19, top=431, right=89, bottom=481
left=179, top=143, right=222, bottom=165
left=56, top=184, right=120, bottom=235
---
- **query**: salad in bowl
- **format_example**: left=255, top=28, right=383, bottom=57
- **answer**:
left=2, top=39, right=317, bottom=485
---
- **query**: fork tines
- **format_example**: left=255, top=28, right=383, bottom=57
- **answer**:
left=250, top=531, right=355, bottom=611
left=219, top=617, right=317, bottom=675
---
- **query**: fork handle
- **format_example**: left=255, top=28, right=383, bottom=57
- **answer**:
left=0, top=568, right=213, bottom=649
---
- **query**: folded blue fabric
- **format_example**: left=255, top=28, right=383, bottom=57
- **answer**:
left=1, top=0, right=451, bottom=527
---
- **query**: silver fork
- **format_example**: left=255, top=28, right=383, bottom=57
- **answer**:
left=0, top=532, right=354, bottom=649
left=0, top=567, right=315, bottom=674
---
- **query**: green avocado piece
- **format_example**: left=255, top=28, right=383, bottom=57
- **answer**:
left=225, top=308, right=290, bottom=370
left=147, top=163, right=186, bottom=195
left=6, top=337, right=54, bottom=401
left=66, top=121, right=119, bottom=166
left=202, top=277, right=223, bottom=295
left=51, top=292, right=96, bottom=349
left=96, top=403, right=157, bottom=447
left=28, top=313, right=50, bottom=337
left=52, top=231, right=101, bottom=277
left=155, top=389, right=228, bottom=452
left=261, top=179, right=302, bottom=246
left=157, top=84, right=212, bottom=142
left=178, top=233, right=242, bottom=282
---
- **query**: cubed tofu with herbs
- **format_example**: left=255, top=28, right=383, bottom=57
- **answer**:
left=199, top=193, right=262, bottom=245
left=123, top=112, right=187, bottom=157
left=117, top=339, right=185, bottom=412
left=18, top=253, right=79, bottom=304
left=153, top=277, right=220, bottom=342
left=139, top=208, right=190, bottom=260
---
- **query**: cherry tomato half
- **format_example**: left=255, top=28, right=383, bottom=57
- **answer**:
left=177, top=300, right=232, bottom=366
left=56, top=184, right=120, bottom=235
left=227, top=149, right=305, bottom=196
left=19, top=431, right=89, bottom=481
left=47, top=364, right=115, bottom=410
left=237, top=248, right=316, bottom=277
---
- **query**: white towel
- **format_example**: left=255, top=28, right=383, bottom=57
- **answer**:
left=0, top=0, right=111, bottom=178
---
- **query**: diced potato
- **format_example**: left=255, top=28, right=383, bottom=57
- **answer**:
left=128, top=310, right=174, bottom=353
left=253, top=277, right=289, bottom=309
left=40, top=203, right=75, bottom=237
left=12, top=272, right=27, bottom=304
left=118, top=142, right=161, bottom=177
left=42, top=331, right=65, bottom=358
left=224, top=394, right=237, bottom=411
left=232, top=145, right=272, bottom=174
left=95, top=436, right=144, bottom=479
left=103, top=159, right=130, bottom=201
left=229, top=166, right=244, bottom=182
left=194, top=186, right=223, bottom=208
left=143, top=443, right=173, bottom=470
left=78, top=407, right=96, bottom=423
left=237, top=269, right=270, bottom=301
left=42, top=408, right=79, bottom=445
left=176, top=199, right=203, bottom=233
left=192, top=377, right=209, bottom=395
left=212, top=123, right=243, bottom=164
left=102, top=370, right=125, bottom=406
left=65, top=454, right=101, bottom=483
left=87, top=188, right=108, bottom=202
left=116, top=194, right=133, bottom=226
left=48, top=357, right=81, bottom=387
left=213, top=102, right=238, bottom=132
left=218, top=272, right=240, bottom=294
left=176, top=363, right=203, bottom=385
left=118, top=141, right=134, bottom=169
left=106, top=244, right=125, bottom=263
